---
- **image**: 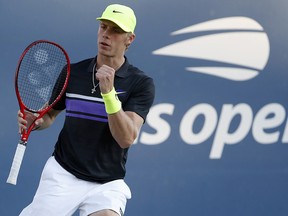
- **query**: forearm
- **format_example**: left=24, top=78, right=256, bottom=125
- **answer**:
left=100, top=85, right=143, bottom=148
left=108, top=110, right=143, bottom=149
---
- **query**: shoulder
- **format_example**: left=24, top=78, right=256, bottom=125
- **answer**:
left=128, top=64, right=155, bottom=88
left=68, top=58, right=94, bottom=78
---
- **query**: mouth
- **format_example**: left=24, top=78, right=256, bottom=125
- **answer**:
left=99, top=41, right=110, bottom=47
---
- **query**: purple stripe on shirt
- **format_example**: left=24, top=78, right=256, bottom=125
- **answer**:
left=66, top=98, right=107, bottom=117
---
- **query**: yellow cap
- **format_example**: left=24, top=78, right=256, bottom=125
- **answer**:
left=97, top=4, right=137, bottom=33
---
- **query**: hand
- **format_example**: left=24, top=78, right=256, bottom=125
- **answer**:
left=17, top=110, right=43, bottom=134
left=96, top=65, right=115, bottom=94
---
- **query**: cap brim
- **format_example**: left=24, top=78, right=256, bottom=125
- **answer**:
left=96, top=17, right=131, bottom=33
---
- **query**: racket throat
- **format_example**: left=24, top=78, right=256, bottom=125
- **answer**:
left=20, top=133, right=29, bottom=143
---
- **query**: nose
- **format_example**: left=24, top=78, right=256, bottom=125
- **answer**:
left=102, top=28, right=111, bottom=38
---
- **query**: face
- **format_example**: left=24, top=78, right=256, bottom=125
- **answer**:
left=97, top=20, right=135, bottom=58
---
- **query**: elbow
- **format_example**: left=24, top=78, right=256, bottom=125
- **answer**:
left=117, top=131, right=138, bottom=149
left=119, top=142, right=132, bottom=149
left=118, top=137, right=136, bottom=149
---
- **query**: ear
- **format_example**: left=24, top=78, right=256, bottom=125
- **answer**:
left=126, top=33, right=136, bottom=46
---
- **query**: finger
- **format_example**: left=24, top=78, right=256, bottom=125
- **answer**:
left=18, top=118, right=27, bottom=128
left=17, top=110, right=23, bottom=118
left=18, top=114, right=27, bottom=124
left=35, top=118, right=43, bottom=126
left=18, top=124, right=26, bottom=134
left=17, top=111, right=27, bottom=134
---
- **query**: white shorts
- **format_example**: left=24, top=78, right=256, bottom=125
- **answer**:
left=19, top=156, right=131, bottom=216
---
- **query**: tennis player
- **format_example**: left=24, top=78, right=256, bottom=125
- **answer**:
left=18, top=4, right=155, bottom=216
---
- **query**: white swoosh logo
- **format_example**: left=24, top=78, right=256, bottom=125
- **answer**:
left=152, top=17, right=270, bottom=81
left=116, top=91, right=126, bottom=95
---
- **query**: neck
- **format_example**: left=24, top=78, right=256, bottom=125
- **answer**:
left=96, top=55, right=125, bottom=71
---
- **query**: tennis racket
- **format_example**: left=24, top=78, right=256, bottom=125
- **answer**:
left=7, top=40, right=70, bottom=185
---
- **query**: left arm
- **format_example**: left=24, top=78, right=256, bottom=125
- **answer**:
left=96, top=64, right=144, bottom=148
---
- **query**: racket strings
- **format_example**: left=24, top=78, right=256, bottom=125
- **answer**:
left=17, top=42, right=68, bottom=112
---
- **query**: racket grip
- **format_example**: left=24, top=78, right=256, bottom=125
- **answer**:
left=6, top=142, right=27, bottom=185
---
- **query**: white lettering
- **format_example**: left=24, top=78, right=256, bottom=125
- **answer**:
left=139, top=103, right=174, bottom=145
left=137, top=102, right=287, bottom=159
left=180, top=103, right=217, bottom=144
left=252, top=103, right=285, bottom=144
left=281, top=117, right=288, bottom=143
left=210, top=104, right=253, bottom=159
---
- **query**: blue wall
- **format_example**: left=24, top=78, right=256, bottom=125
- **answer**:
left=1, top=0, right=288, bottom=215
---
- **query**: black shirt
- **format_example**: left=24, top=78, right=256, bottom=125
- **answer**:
left=52, top=57, right=155, bottom=183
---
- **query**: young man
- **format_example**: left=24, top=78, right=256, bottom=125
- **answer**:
left=18, top=4, right=155, bottom=216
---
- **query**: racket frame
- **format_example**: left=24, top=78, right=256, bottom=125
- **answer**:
left=15, top=40, right=70, bottom=141
left=7, top=40, right=70, bottom=185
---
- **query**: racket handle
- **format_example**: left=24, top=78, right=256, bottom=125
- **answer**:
left=6, top=142, right=27, bottom=185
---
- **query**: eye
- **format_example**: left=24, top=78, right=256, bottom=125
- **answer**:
left=113, top=27, right=125, bottom=34
left=100, top=23, right=107, bottom=30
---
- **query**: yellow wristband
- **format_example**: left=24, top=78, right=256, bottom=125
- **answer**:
left=101, top=87, right=121, bottom=114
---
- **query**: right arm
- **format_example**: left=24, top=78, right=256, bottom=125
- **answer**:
left=18, top=108, right=62, bottom=134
